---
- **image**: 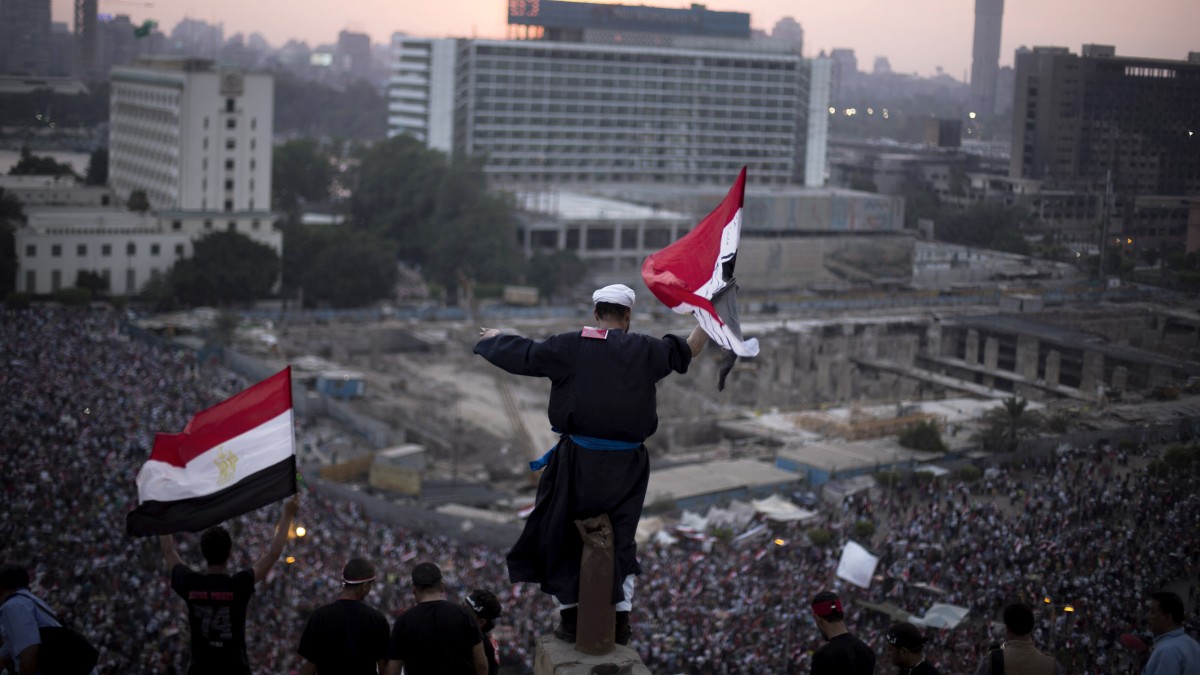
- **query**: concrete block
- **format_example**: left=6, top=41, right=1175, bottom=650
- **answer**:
left=983, top=336, right=999, bottom=371
left=965, top=329, right=979, bottom=364
left=1016, top=335, right=1038, bottom=381
left=1045, top=350, right=1061, bottom=387
left=534, top=634, right=651, bottom=675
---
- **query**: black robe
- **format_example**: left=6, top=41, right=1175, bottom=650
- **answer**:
left=474, top=328, right=691, bottom=604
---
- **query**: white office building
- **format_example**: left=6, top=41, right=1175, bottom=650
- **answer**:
left=388, top=36, right=457, bottom=154
left=452, top=39, right=810, bottom=187
left=108, top=57, right=276, bottom=246
left=15, top=207, right=195, bottom=295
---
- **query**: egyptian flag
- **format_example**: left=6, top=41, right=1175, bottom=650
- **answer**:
left=127, top=368, right=297, bottom=536
left=641, top=167, right=759, bottom=386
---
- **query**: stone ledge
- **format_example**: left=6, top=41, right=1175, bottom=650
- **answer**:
left=533, top=634, right=652, bottom=675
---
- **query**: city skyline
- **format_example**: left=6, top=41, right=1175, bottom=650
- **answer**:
left=49, top=0, right=1200, bottom=79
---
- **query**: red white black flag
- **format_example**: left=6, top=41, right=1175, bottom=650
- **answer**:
left=641, top=167, right=759, bottom=382
left=127, top=368, right=297, bottom=536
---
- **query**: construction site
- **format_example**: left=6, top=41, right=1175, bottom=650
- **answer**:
left=176, top=286, right=1200, bottom=530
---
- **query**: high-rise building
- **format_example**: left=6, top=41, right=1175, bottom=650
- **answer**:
left=337, top=30, right=372, bottom=81
left=1011, top=45, right=1200, bottom=196
left=0, top=0, right=52, bottom=76
left=391, top=1, right=815, bottom=187
left=108, top=57, right=277, bottom=247
left=805, top=56, right=833, bottom=187
left=969, top=0, right=1004, bottom=118
left=74, top=0, right=97, bottom=80
left=771, top=16, right=803, bottom=54
left=388, top=36, right=457, bottom=154
left=828, top=48, right=857, bottom=104
left=97, top=14, right=139, bottom=79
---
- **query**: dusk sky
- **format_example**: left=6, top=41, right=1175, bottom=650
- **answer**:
left=54, top=0, right=1200, bottom=79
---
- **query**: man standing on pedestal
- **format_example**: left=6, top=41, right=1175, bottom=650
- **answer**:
left=475, top=284, right=706, bottom=645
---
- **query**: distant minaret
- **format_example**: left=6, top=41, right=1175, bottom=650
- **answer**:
left=970, top=0, right=1004, bottom=118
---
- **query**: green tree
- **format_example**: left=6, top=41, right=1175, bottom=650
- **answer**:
left=898, top=419, right=948, bottom=453
left=127, top=189, right=150, bottom=213
left=168, top=231, right=279, bottom=306
left=74, top=269, right=109, bottom=295
left=85, top=148, right=108, bottom=186
left=8, top=147, right=78, bottom=178
left=350, top=135, right=445, bottom=260
left=0, top=188, right=25, bottom=294
left=272, top=72, right=387, bottom=140
left=527, top=250, right=586, bottom=301
left=976, top=396, right=1042, bottom=453
left=272, top=139, right=333, bottom=222
left=302, top=231, right=399, bottom=308
left=935, top=201, right=1031, bottom=255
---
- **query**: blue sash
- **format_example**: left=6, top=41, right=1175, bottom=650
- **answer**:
left=528, top=432, right=642, bottom=471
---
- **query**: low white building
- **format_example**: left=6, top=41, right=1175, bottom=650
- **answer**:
left=0, top=175, right=112, bottom=208
left=14, top=206, right=281, bottom=295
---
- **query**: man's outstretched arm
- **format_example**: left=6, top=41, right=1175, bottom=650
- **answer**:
left=253, top=493, right=300, bottom=582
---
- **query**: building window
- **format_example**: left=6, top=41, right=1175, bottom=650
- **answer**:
left=250, top=139, right=256, bottom=150
left=25, top=270, right=35, bottom=292
left=172, top=220, right=182, bottom=231
left=226, top=98, right=235, bottom=113
left=224, top=200, right=233, bottom=212
left=203, top=138, right=208, bottom=150
left=251, top=118, right=256, bottom=130
left=126, top=242, right=136, bottom=255
left=151, top=243, right=161, bottom=256
left=101, top=244, right=112, bottom=256
left=175, top=244, right=185, bottom=257
left=204, top=116, right=209, bottom=129
left=226, top=118, right=236, bottom=129
left=204, top=219, right=213, bottom=230
left=225, top=139, right=235, bottom=150
left=51, top=244, right=62, bottom=257
left=225, top=159, right=234, bottom=170
left=51, top=270, right=61, bottom=291
left=251, top=219, right=261, bottom=230
left=25, top=244, right=36, bottom=257
left=228, top=222, right=237, bottom=232
left=77, top=244, right=87, bottom=256
left=225, top=179, right=234, bottom=191
left=126, top=269, right=136, bottom=294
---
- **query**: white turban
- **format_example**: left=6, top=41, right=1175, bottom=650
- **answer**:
left=592, top=284, right=636, bottom=308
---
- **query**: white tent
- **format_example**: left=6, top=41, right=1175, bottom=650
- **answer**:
left=635, top=515, right=666, bottom=545
left=751, top=495, right=819, bottom=523
left=914, top=464, right=951, bottom=477
left=910, top=603, right=970, bottom=629
left=706, top=499, right=757, bottom=530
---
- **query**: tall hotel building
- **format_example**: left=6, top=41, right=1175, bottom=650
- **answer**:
left=109, top=57, right=278, bottom=248
left=390, top=1, right=825, bottom=187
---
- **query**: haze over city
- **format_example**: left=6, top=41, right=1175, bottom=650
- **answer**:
left=49, top=0, right=1200, bottom=78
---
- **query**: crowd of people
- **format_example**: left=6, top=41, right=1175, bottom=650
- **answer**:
left=2, top=307, right=1198, bottom=674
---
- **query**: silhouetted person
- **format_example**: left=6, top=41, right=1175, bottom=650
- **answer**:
left=462, top=589, right=503, bottom=675
left=0, top=563, right=99, bottom=675
left=884, top=622, right=939, bottom=675
left=810, top=591, right=875, bottom=675
left=973, top=602, right=1063, bottom=675
left=160, top=495, right=299, bottom=675
left=1143, top=590, right=1200, bottom=675
left=298, top=557, right=389, bottom=674
left=385, top=562, right=486, bottom=675
left=475, top=283, right=705, bottom=644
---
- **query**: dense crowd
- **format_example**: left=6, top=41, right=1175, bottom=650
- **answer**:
left=2, top=307, right=1198, bottom=674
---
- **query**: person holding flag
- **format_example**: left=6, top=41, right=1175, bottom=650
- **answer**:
left=127, top=367, right=303, bottom=674
left=475, top=284, right=707, bottom=645
left=642, top=166, right=759, bottom=390
left=159, top=495, right=298, bottom=675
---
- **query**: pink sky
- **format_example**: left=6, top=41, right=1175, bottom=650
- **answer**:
left=55, top=0, right=1200, bottom=79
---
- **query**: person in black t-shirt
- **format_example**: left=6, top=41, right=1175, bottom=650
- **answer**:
left=810, top=590, right=876, bottom=675
left=884, top=622, right=940, bottom=675
left=160, top=495, right=299, bottom=675
left=462, top=589, right=503, bottom=675
left=297, top=558, right=390, bottom=675
left=385, top=562, right=486, bottom=675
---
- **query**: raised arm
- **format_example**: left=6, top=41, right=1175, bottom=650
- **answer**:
left=253, top=494, right=300, bottom=582
left=160, top=534, right=185, bottom=571
left=687, top=325, right=709, bottom=357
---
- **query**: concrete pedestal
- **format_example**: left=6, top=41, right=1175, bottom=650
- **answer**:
left=534, top=634, right=651, bottom=675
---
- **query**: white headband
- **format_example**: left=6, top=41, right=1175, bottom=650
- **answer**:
left=592, top=284, right=635, bottom=308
